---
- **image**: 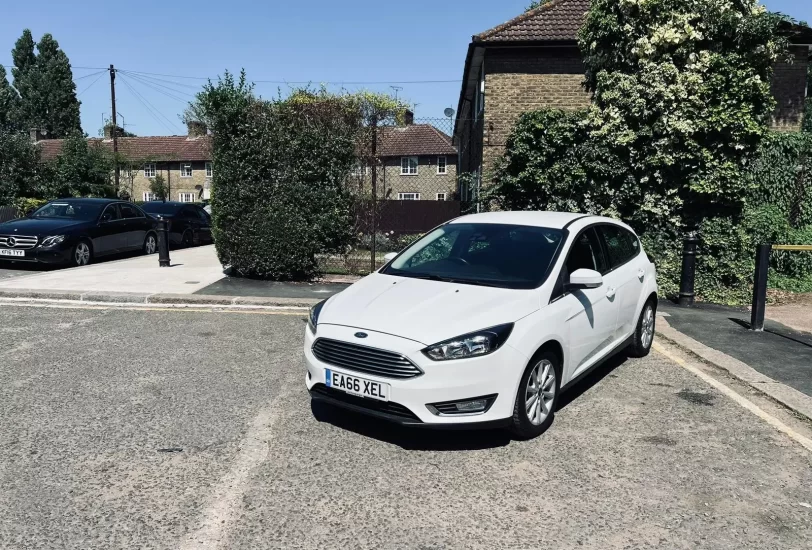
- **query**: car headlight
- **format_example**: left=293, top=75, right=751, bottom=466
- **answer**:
left=422, top=323, right=514, bottom=361
left=40, top=235, right=66, bottom=247
left=308, top=299, right=327, bottom=333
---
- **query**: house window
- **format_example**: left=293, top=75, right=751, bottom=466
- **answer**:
left=398, top=192, right=421, bottom=200
left=205, top=162, right=213, bottom=178
left=436, top=193, right=446, bottom=201
left=178, top=193, right=196, bottom=203
left=142, top=192, right=158, bottom=202
left=400, top=156, right=418, bottom=175
left=437, top=156, right=447, bottom=175
left=144, top=163, right=156, bottom=178
left=350, top=163, right=369, bottom=177
left=181, top=163, right=193, bottom=177
left=119, top=167, right=131, bottom=179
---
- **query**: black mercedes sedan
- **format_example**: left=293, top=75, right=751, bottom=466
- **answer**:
left=140, top=201, right=213, bottom=247
left=0, top=198, right=158, bottom=267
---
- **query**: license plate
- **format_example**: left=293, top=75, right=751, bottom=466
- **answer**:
left=0, top=249, right=24, bottom=257
left=325, top=369, right=390, bottom=402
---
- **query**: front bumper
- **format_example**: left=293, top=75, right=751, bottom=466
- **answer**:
left=0, top=243, right=72, bottom=264
left=304, top=323, right=528, bottom=427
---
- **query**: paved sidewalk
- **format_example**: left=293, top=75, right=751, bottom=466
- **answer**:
left=659, top=301, right=812, bottom=399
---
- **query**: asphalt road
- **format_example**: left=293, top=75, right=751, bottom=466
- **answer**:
left=0, top=304, right=810, bottom=549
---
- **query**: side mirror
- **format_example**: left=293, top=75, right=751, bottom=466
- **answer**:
left=383, top=252, right=397, bottom=263
left=566, top=268, right=603, bottom=290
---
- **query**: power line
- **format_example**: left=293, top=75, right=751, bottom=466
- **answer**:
left=119, top=70, right=196, bottom=98
left=78, top=71, right=107, bottom=96
left=74, top=69, right=108, bottom=81
left=120, top=70, right=203, bottom=90
left=118, top=74, right=178, bottom=135
left=119, top=74, right=181, bottom=133
left=122, top=71, right=193, bottom=102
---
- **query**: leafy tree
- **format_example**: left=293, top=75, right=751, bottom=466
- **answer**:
left=0, top=66, right=21, bottom=132
left=149, top=174, right=168, bottom=201
left=0, top=131, right=41, bottom=205
left=579, top=0, right=787, bottom=221
left=10, top=30, right=81, bottom=137
left=526, top=0, right=551, bottom=11
left=804, top=64, right=812, bottom=133
left=44, top=134, right=114, bottom=198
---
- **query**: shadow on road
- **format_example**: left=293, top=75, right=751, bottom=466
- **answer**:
left=310, top=401, right=512, bottom=451
left=556, top=350, right=629, bottom=411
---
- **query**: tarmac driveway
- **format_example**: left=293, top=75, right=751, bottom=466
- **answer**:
left=0, top=304, right=810, bottom=549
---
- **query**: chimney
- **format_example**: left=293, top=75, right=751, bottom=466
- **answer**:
left=403, top=110, right=414, bottom=126
left=103, top=124, right=123, bottom=139
left=29, top=128, right=48, bottom=142
left=187, top=120, right=208, bottom=138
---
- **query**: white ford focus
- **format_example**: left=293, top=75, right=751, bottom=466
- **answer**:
left=304, top=212, right=658, bottom=439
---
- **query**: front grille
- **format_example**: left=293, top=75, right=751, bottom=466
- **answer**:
left=310, top=384, right=422, bottom=422
left=312, top=338, right=423, bottom=379
left=0, top=235, right=38, bottom=249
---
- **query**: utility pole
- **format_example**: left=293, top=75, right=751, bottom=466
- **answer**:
left=390, top=86, right=402, bottom=101
left=110, top=64, right=119, bottom=194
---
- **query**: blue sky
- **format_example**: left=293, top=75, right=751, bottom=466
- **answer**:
left=0, top=0, right=809, bottom=137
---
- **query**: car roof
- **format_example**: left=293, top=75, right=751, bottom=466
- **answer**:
left=142, top=201, right=193, bottom=207
left=52, top=197, right=119, bottom=204
left=449, top=211, right=629, bottom=231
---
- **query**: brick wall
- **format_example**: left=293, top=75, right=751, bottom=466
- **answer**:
left=122, top=160, right=211, bottom=202
left=771, top=46, right=809, bottom=132
left=380, top=155, right=458, bottom=200
left=482, top=46, right=591, bottom=175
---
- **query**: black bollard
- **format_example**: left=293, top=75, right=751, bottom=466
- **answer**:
left=157, top=216, right=171, bottom=267
left=750, top=244, right=771, bottom=332
left=678, top=229, right=700, bottom=307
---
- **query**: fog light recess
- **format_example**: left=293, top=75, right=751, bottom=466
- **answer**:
left=426, top=395, right=497, bottom=416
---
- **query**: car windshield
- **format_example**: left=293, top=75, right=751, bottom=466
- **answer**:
left=140, top=203, right=179, bottom=215
left=31, top=202, right=104, bottom=221
left=382, top=223, right=565, bottom=289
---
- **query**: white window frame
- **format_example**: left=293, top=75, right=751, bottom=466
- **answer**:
left=205, top=162, right=213, bottom=178
left=350, top=163, right=369, bottom=177
left=398, top=192, right=421, bottom=200
left=400, top=156, right=418, bottom=176
left=180, top=163, right=193, bottom=178
left=437, top=156, right=447, bottom=175
left=144, top=163, right=156, bottom=178
left=436, top=193, right=447, bottom=201
left=178, top=193, right=196, bottom=203
left=142, top=192, right=158, bottom=202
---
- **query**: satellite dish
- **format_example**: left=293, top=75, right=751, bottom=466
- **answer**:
left=444, top=108, right=455, bottom=118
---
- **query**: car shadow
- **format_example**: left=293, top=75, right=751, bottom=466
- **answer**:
left=556, top=350, right=629, bottom=411
left=310, top=401, right=511, bottom=451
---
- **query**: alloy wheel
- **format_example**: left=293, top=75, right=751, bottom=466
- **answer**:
left=145, top=235, right=157, bottom=254
left=75, top=242, right=90, bottom=266
left=641, top=305, right=655, bottom=349
left=525, top=359, right=556, bottom=426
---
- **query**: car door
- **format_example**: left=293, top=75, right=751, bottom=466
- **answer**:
left=597, top=224, right=646, bottom=340
left=553, top=227, right=619, bottom=382
left=94, top=204, right=124, bottom=255
left=179, top=206, right=203, bottom=245
left=118, top=202, right=147, bottom=250
left=194, top=206, right=213, bottom=243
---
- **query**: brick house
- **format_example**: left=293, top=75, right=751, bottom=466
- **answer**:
left=35, top=121, right=213, bottom=203
left=351, top=117, right=459, bottom=201
left=453, top=0, right=812, bottom=187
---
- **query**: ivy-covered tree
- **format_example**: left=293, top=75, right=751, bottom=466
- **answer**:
left=11, top=30, right=81, bottom=138
left=579, top=0, right=787, bottom=220
left=0, top=132, right=41, bottom=205
left=804, top=64, right=812, bottom=133
left=0, top=66, right=21, bottom=132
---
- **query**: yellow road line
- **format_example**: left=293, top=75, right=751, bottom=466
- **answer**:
left=772, top=245, right=812, bottom=251
left=653, top=341, right=812, bottom=453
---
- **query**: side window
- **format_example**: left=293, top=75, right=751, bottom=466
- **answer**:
left=101, top=204, right=120, bottom=222
left=119, top=204, right=144, bottom=219
left=566, top=228, right=608, bottom=276
left=197, top=207, right=211, bottom=223
left=599, top=225, right=640, bottom=268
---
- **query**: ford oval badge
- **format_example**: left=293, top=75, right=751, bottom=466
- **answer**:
left=354, top=332, right=368, bottom=339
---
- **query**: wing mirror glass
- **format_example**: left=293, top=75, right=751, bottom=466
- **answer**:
left=566, top=268, right=603, bottom=290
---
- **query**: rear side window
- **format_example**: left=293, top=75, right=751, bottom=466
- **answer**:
left=119, top=204, right=144, bottom=219
left=599, top=225, right=640, bottom=268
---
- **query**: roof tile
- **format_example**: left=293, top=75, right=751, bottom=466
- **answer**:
left=475, top=0, right=590, bottom=43
left=377, top=124, right=457, bottom=157
left=37, top=135, right=211, bottom=162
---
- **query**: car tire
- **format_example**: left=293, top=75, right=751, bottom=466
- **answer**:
left=628, top=300, right=656, bottom=358
left=510, top=350, right=561, bottom=440
left=143, top=233, right=157, bottom=255
left=71, top=240, right=93, bottom=267
left=181, top=229, right=193, bottom=248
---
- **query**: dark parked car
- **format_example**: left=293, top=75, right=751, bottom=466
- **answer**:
left=140, top=201, right=213, bottom=247
left=0, top=198, right=158, bottom=267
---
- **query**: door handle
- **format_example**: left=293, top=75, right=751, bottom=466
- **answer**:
left=637, top=269, right=645, bottom=280
left=606, top=287, right=616, bottom=300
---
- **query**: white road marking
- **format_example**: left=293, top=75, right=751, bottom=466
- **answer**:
left=180, top=389, right=289, bottom=549
left=0, top=299, right=308, bottom=314
left=653, top=342, right=812, bottom=453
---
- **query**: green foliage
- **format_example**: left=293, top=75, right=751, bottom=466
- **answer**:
left=43, top=134, right=115, bottom=198
left=10, top=30, right=81, bottom=138
left=149, top=174, right=168, bottom=201
left=13, top=197, right=47, bottom=217
left=0, top=66, right=21, bottom=132
left=804, top=65, right=812, bottom=133
left=0, top=131, right=41, bottom=205
left=526, top=0, right=551, bottom=11
left=189, top=71, right=361, bottom=280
